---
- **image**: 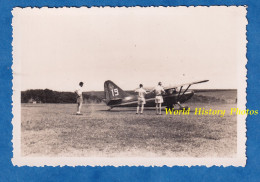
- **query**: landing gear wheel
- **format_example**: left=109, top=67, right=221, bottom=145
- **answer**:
left=179, top=106, right=189, bottom=110
left=177, top=102, right=188, bottom=110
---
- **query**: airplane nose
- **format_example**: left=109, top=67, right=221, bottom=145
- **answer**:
left=187, top=91, right=194, bottom=98
left=183, top=90, right=194, bottom=101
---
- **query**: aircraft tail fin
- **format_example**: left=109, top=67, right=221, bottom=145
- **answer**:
left=104, top=80, right=127, bottom=104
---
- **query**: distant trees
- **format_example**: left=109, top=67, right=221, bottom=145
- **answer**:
left=21, top=89, right=103, bottom=103
left=21, top=89, right=77, bottom=103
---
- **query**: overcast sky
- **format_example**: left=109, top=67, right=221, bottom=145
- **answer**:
left=13, top=7, right=247, bottom=91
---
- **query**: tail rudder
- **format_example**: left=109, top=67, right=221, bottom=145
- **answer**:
left=104, top=80, right=126, bottom=103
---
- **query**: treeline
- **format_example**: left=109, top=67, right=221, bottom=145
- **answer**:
left=21, top=89, right=103, bottom=103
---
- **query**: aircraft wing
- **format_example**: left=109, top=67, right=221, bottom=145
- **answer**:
left=163, top=80, right=209, bottom=91
left=161, top=80, right=209, bottom=103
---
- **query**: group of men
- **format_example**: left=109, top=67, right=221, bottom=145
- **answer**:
left=135, top=82, right=165, bottom=115
left=74, top=81, right=166, bottom=115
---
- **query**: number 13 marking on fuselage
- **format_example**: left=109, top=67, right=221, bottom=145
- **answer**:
left=111, top=88, right=119, bottom=96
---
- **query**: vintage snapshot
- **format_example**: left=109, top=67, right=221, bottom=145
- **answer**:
left=12, top=7, right=247, bottom=167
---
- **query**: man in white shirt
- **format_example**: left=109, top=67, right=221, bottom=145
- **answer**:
left=75, top=82, right=84, bottom=115
left=153, top=82, right=165, bottom=115
left=135, top=84, right=147, bottom=114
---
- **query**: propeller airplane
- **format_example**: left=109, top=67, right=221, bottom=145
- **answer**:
left=103, top=80, right=209, bottom=110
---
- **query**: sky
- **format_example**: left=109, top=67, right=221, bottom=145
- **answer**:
left=12, top=7, right=247, bottom=91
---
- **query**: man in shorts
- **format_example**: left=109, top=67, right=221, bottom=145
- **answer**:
left=135, top=84, right=147, bottom=114
left=153, top=82, right=165, bottom=115
left=75, top=82, right=84, bottom=115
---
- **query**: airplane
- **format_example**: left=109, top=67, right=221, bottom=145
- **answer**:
left=103, top=80, right=209, bottom=110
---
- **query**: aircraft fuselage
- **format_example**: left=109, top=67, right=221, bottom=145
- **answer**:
left=106, top=90, right=194, bottom=108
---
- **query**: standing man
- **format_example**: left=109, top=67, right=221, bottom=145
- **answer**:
left=75, top=82, right=84, bottom=115
left=135, top=84, right=147, bottom=114
left=153, top=82, right=165, bottom=115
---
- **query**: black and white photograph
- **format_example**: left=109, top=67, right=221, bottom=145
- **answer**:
left=12, top=7, right=247, bottom=166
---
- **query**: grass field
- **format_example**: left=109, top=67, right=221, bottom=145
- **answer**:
left=21, top=91, right=237, bottom=158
